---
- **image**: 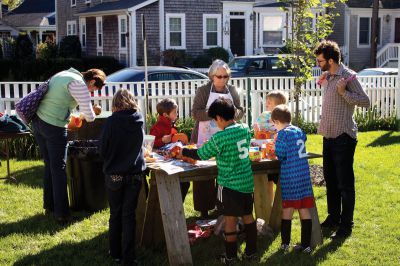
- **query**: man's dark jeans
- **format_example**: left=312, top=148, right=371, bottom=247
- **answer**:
left=107, top=174, right=142, bottom=265
left=323, top=133, right=357, bottom=231
left=32, top=117, right=70, bottom=218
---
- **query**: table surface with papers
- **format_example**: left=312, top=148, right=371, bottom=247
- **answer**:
left=138, top=152, right=322, bottom=266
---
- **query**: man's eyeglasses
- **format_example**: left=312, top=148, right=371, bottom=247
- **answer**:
left=316, top=59, right=326, bottom=64
left=214, top=75, right=229, bottom=79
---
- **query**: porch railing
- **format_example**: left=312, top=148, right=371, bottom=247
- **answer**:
left=377, top=43, right=400, bottom=68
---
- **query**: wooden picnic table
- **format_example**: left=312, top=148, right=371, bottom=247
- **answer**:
left=0, top=131, right=31, bottom=182
left=136, top=153, right=322, bottom=266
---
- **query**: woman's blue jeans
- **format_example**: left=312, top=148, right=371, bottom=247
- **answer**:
left=32, top=117, right=70, bottom=218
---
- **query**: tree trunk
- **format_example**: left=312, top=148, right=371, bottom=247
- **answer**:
left=370, top=0, right=380, bottom=67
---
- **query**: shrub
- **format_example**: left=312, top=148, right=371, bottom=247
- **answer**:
left=36, top=40, right=57, bottom=60
left=82, top=56, right=123, bottom=75
left=14, top=33, right=34, bottom=60
left=192, top=47, right=229, bottom=67
left=0, top=59, right=14, bottom=81
left=58, top=36, right=82, bottom=58
left=162, top=49, right=187, bottom=67
left=192, top=54, right=211, bottom=68
left=355, top=106, right=397, bottom=131
left=206, top=47, right=229, bottom=63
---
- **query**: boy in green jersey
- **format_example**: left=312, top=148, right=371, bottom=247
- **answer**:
left=181, top=98, right=257, bottom=264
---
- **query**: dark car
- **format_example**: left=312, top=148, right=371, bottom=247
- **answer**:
left=228, top=55, right=292, bottom=78
left=106, top=66, right=208, bottom=82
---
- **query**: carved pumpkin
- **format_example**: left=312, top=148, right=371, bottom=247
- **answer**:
left=172, top=133, right=189, bottom=145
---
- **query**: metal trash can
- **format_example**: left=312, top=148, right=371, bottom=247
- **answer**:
left=66, top=140, right=108, bottom=211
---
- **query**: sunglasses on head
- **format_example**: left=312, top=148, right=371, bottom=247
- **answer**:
left=214, top=75, right=229, bottom=79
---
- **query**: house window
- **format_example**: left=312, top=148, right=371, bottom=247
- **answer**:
left=359, top=17, right=381, bottom=46
left=119, top=53, right=128, bottom=66
left=67, top=20, right=77, bottom=36
left=262, top=15, right=284, bottom=47
left=71, top=0, right=76, bottom=7
left=96, top=17, right=103, bottom=51
left=203, top=14, right=221, bottom=48
left=80, top=18, right=86, bottom=48
left=118, top=15, right=128, bottom=50
left=166, top=13, right=186, bottom=49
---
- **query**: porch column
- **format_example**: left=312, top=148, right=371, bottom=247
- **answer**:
left=39, top=30, right=43, bottom=44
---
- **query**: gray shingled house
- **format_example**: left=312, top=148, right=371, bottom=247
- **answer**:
left=330, top=0, right=400, bottom=70
left=56, top=0, right=400, bottom=70
left=0, top=0, right=56, bottom=44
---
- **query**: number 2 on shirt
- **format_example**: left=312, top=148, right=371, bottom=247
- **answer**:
left=237, top=139, right=249, bottom=159
left=296, top=139, right=307, bottom=158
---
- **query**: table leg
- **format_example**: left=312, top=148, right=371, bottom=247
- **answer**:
left=156, top=172, right=192, bottom=266
left=310, top=202, right=323, bottom=248
left=140, top=172, right=164, bottom=247
left=253, top=174, right=273, bottom=222
left=0, top=139, right=16, bottom=182
left=135, top=178, right=148, bottom=244
left=269, top=181, right=282, bottom=232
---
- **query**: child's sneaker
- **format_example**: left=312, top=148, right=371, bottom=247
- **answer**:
left=293, top=244, right=313, bottom=254
left=242, top=252, right=259, bottom=262
left=217, top=253, right=237, bottom=265
left=279, top=243, right=290, bottom=252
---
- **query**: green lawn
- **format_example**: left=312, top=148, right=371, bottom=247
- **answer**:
left=0, top=131, right=399, bottom=265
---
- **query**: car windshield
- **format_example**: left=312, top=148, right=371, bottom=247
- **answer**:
left=228, top=58, right=249, bottom=70
left=106, top=69, right=142, bottom=82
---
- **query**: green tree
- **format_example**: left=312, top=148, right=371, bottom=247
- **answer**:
left=2, top=0, right=23, bottom=10
left=278, top=0, right=347, bottom=124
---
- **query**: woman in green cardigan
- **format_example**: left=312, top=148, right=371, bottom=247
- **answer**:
left=32, top=68, right=106, bottom=224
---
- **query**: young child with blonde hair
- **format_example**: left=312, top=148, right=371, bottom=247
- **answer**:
left=100, top=88, right=145, bottom=265
left=254, top=90, right=288, bottom=204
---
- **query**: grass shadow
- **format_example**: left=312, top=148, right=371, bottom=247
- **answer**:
left=2, top=164, right=43, bottom=188
left=366, top=131, right=400, bottom=147
left=14, top=231, right=168, bottom=266
left=262, top=236, right=345, bottom=266
left=0, top=212, right=91, bottom=238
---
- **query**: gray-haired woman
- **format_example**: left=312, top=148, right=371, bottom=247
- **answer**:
left=190, top=59, right=245, bottom=218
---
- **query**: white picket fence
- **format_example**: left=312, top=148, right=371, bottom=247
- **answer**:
left=1, top=76, right=399, bottom=125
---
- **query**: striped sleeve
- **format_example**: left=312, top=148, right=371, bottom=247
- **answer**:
left=68, top=80, right=95, bottom=122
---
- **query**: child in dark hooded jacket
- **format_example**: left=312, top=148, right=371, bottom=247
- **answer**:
left=100, top=88, right=145, bottom=265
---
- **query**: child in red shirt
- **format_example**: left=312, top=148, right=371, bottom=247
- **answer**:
left=150, top=98, right=178, bottom=148
left=150, top=98, right=189, bottom=200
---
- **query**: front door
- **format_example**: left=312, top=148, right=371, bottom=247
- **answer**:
left=230, top=19, right=245, bottom=56
left=395, top=18, right=400, bottom=43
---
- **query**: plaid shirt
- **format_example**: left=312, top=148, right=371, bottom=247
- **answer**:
left=318, top=64, right=370, bottom=139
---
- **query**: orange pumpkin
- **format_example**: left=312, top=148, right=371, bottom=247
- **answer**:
left=67, top=115, right=82, bottom=130
left=172, top=133, right=189, bottom=145
left=255, top=130, right=271, bottom=140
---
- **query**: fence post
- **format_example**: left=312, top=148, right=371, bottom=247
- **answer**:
left=397, top=45, right=400, bottom=120
left=246, top=77, right=252, bottom=126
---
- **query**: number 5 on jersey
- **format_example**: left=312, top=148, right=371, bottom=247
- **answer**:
left=237, top=139, right=249, bottom=159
